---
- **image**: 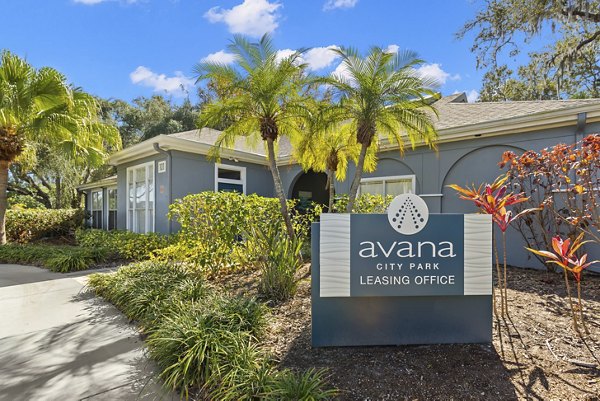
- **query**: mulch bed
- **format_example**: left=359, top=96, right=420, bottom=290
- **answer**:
left=220, top=265, right=600, bottom=401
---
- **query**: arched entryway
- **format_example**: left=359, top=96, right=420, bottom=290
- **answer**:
left=290, top=170, right=329, bottom=207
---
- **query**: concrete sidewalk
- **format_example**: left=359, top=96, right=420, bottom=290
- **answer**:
left=0, top=264, right=176, bottom=401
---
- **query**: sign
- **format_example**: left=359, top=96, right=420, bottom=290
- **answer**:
left=312, top=194, right=492, bottom=347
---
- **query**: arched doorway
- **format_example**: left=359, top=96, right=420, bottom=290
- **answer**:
left=291, top=170, right=329, bottom=207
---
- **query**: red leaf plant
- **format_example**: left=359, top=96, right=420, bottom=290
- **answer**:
left=448, top=174, right=532, bottom=318
left=527, top=234, right=598, bottom=336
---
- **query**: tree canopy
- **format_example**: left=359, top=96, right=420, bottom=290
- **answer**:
left=0, top=50, right=120, bottom=242
left=459, top=0, right=600, bottom=99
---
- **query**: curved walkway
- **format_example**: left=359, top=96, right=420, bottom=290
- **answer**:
left=0, top=264, right=175, bottom=401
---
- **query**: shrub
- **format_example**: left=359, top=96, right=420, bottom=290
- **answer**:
left=75, top=229, right=172, bottom=261
left=166, top=192, right=320, bottom=273
left=0, top=244, right=108, bottom=272
left=6, top=209, right=85, bottom=243
left=248, top=225, right=303, bottom=303
left=500, top=134, right=600, bottom=267
left=332, top=193, right=394, bottom=213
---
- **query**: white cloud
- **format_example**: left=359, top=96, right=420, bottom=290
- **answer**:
left=385, top=44, right=399, bottom=54
left=204, top=0, right=282, bottom=37
left=466, top=89, right=479, bottom=103
left=276, top=46, right=340, bottom=71
left=275, top=49, right=297, bottom=63
left=416, top=63, right=460, bottom=86
left=129, top=66, right=194, bottom=96
left=323, top=0, right=358, bottom=11
left=201, top=50, right=236, bottom=65
left=304, top=46, right=340, bottom=70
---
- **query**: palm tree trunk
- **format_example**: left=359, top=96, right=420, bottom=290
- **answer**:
left=266, top=137, right=295, bottom=239
left=327, top=169, right=335, bottom=212
left=0, top=160, right=9, bottom=245
left=346, top=142, right=369, bottom=213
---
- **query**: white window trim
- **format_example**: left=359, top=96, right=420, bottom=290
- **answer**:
left=106, top=186, right=117, bottom=230
left=215, top=163, right=246, bottom=195
left=126, top=161, right=156, bottom=233
left=359, top=174, right=416, bottom=195
left=91, top=189, right=103, bottom=230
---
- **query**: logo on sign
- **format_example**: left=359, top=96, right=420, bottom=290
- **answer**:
left=387, top=193, right=429, bottom=235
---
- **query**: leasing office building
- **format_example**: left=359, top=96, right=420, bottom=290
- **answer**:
left=79, top=93, right=600, bottom=269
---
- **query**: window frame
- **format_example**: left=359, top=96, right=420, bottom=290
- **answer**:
left=126, top=161, right=155, bottom=233
left=90, top=189, right=103, bottom=230
left=214, top=163, right=246, bottom=194
left=359, top=174, right=416, bottom=196
left=106, top=186, right=118, bottom=231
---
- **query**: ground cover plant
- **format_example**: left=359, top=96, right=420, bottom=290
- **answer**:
left=87, top=261, right=337, bottom=400
left=0, top=243, right=107, bottom=272
left=75, top=228, right=172, bottom=261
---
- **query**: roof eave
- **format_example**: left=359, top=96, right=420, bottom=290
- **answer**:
left=379, top=104, right=600, bottom=151
left=108, top=135, right=270, bottom=166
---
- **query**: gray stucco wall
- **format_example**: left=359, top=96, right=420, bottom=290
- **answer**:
left=112, top=150, right=273, bottom=234
left=280, top=119, right=599, bottom=270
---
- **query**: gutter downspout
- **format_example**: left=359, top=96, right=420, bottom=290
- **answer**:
left=153, top=143, right=173, bottom=234
left=575, top=112, right=587, bottom=143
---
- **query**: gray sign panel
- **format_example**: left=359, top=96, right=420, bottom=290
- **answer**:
left=350, top=214, right=464, bottom=297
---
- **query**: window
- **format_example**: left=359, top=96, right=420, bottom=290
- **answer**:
left=107, top=187, right=117, bottom=230
left=215, top=163, right=246, bottom=194
left=359, top=175, right=416, bottom=197
left=91, top=190, right=103, bottom=229
left=127, top=162, right=155, bottom=233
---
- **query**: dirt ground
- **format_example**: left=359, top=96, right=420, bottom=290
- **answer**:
left=221, top=266, right=600, bottom=401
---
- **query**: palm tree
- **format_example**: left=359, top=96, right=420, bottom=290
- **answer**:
left=195, top=35, right=308, bottom=239
left=322, top=47, right=439, bottom=212
left=291, top=99, right=376, bottom=211
left=0, top=50, right=120, bottom=243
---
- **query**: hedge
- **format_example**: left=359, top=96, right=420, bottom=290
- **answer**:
left=6, top=209, right=85, bottom=243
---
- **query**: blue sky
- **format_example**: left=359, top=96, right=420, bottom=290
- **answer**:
left=3, top=0, right=510, bottom=103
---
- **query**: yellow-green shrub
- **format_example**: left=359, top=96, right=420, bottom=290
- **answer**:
left=165, top=192, right=321, bottom=273
left=75, top=229, right=172, bottom=261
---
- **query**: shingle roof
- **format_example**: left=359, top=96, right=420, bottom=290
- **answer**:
left=166, top=93, right=600, bottom=157
left=168, top=128, right=293, bottom=158
left=433, top=93, right=600, bottom=130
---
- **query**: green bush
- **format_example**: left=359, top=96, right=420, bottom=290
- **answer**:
left=248, top=225, right=303, bottom=303
left=165, top=192, right=321, bottom=274
left=75, top=229, right=172, bottom=261
left=0, top=244, right=107, bottom=272
left=6, top=209, right=85, bottom=243
left=332, top=193, right=394, bottom=213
